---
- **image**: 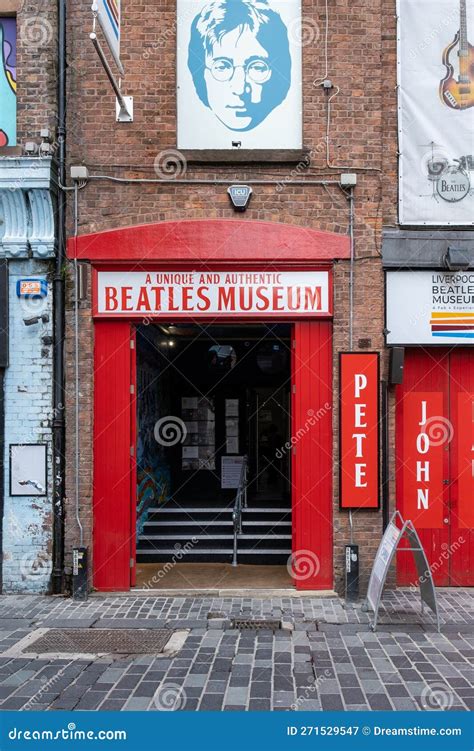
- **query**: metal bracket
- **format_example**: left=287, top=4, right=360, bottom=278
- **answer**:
left=90, top=32, right=133, bottom=123
left=116, top=96, right=133, bottom=123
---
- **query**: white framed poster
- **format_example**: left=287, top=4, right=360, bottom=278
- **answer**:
left=386, top=270, right=474, bottom=344
left=398, top=0, right=474, bottom=225
left=9, top=444, right=47, bottom=497
left=177, top=0, right=303, bottom=150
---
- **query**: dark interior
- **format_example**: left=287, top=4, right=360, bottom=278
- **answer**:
left=135, top=323, right=292, bottom=564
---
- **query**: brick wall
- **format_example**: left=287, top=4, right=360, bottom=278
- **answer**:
left=63, top=0, right=399, bottom=593
left=2, top=259, right=53, bottom=593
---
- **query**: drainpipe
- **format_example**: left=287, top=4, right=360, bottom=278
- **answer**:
left=52, top=0, right=67, bottom=594
left=348, top=186, right=355, bottom=545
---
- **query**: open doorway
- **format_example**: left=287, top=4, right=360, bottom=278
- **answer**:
left=135, top=322, right=293, bottom=589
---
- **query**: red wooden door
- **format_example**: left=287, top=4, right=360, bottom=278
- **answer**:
left=396, top=348, right=474, bottom=586
left=291, top=321, right=333, bottom=589
left=449, top=350, right=474, bottom=586
left=93, top=321, right=135, bottom=590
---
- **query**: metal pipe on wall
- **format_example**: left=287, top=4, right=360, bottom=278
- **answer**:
left=52, top=0, right=67, bottom=594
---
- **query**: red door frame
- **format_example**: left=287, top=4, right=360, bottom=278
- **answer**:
left=93, top=322, right=136, bottom=591
left=80, top=220, right=351, bottom=592
left=93, top=317, right=333, bottom=591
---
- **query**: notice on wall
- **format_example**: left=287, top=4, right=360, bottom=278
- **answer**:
left=397, top=0, right=474, bottom=224
left=96, top=270, right=330, bottom=318
left=402, top=392, right=445, bottom=529
left=10, top=444, right=47, bottom=496
left=182, top=396, right=215, bottom=470
left=221, top=456, right=245, bottom=489
left=176, top=0, right=302, bottom=150
left=387, top=271, right=474, bottom=344
left=225, top=399, right=239, bottom=417
left=339, top=353, right=380, bottom=509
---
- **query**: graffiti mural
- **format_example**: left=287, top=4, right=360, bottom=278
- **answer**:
left=0, top=19, right=16, bottom=147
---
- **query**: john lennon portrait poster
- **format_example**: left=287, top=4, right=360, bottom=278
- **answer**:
left=177, top=0, right=302, bottom=150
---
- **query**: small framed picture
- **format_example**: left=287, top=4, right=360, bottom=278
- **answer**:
left=9, top=444, right=48, bottom=497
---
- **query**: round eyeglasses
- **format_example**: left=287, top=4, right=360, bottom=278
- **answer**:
left=207, top=57, right=272, bottom=84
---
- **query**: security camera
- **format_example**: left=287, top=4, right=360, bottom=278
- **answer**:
left=23, top=313, right=49, bottom=326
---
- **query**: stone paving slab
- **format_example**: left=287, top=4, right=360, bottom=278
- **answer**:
left=0, top=619, right=35, bottom=630
left=92, top=619, right=170, bottom=629
left=0, top=591, right=470, bottom=712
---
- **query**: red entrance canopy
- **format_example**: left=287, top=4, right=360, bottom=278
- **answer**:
left=68, top=219, right=351, bottom=263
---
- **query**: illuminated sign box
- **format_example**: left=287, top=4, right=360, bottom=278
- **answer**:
left=386, top=271, right=474, bottom=345
left=94, top=270, right=332, bottom=318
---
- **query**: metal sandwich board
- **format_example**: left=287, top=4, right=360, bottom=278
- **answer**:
left=365, top=511, right=440, bottom=632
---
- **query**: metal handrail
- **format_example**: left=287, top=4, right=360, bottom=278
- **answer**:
left=232, top=456, right=248, bottom=567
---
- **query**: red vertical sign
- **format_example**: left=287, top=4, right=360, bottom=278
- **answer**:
left=340, top=353, right=379, bottom=509
left=402, top=392, right=445, bottom=529
left=457, top=392, right=474, bottom=529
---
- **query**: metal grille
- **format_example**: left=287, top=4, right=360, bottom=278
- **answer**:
left=26, top=629, right=172, bottom=655
left=230, top=618, right=281, bottom=631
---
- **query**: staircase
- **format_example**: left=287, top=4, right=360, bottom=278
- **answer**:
left=136, top=501, right=292, bottom=564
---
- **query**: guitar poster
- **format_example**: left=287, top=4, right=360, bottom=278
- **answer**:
left=176, top=0, right=302, bottom=150
left=398, top=0, right=474, bottom=225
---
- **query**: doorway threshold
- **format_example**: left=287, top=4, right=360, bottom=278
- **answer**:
left=130, top=587, right=338, bottom=597
left=128, top=562, right=336, bottom=597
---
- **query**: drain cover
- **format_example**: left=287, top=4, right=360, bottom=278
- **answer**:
left=231, top=618, right=281, bottom=631
left=25, top=629, right=173, bottom=655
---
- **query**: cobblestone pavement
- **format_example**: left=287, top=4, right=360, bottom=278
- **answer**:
left=0, top=590, right=471, bottom=712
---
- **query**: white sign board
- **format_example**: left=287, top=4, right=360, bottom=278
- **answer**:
left=93, top=0, right=122, bottom=72
left=10, top=444, right=47, bottom=497
left=96, top=270, right=330, bottom=318
left=366, top=512, right=440, bottom=632
left=367, top=522, right=401, bottom=613
left=177, top=0, right=303, bottom=150
left=397, top=0, right=474, bottom=225
left=221, top=456, right=245, bottom=489
left=386, top=270, right=474, bottom=344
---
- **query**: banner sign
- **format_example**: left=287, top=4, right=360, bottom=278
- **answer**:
left=402, top=392, right=445, bottom=529
left=339, top=353, right=380, bottom=509
left=386, top=270, right=474, bottom=344
left=176, top=0, right=303, bottom=150
left=92, top=0, right=121, bottom=72
left=397, top=0, right=474, bottom=225
left=95, top=270, right=331, bottom=318
left=457, top=392, right=474, bottom=529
